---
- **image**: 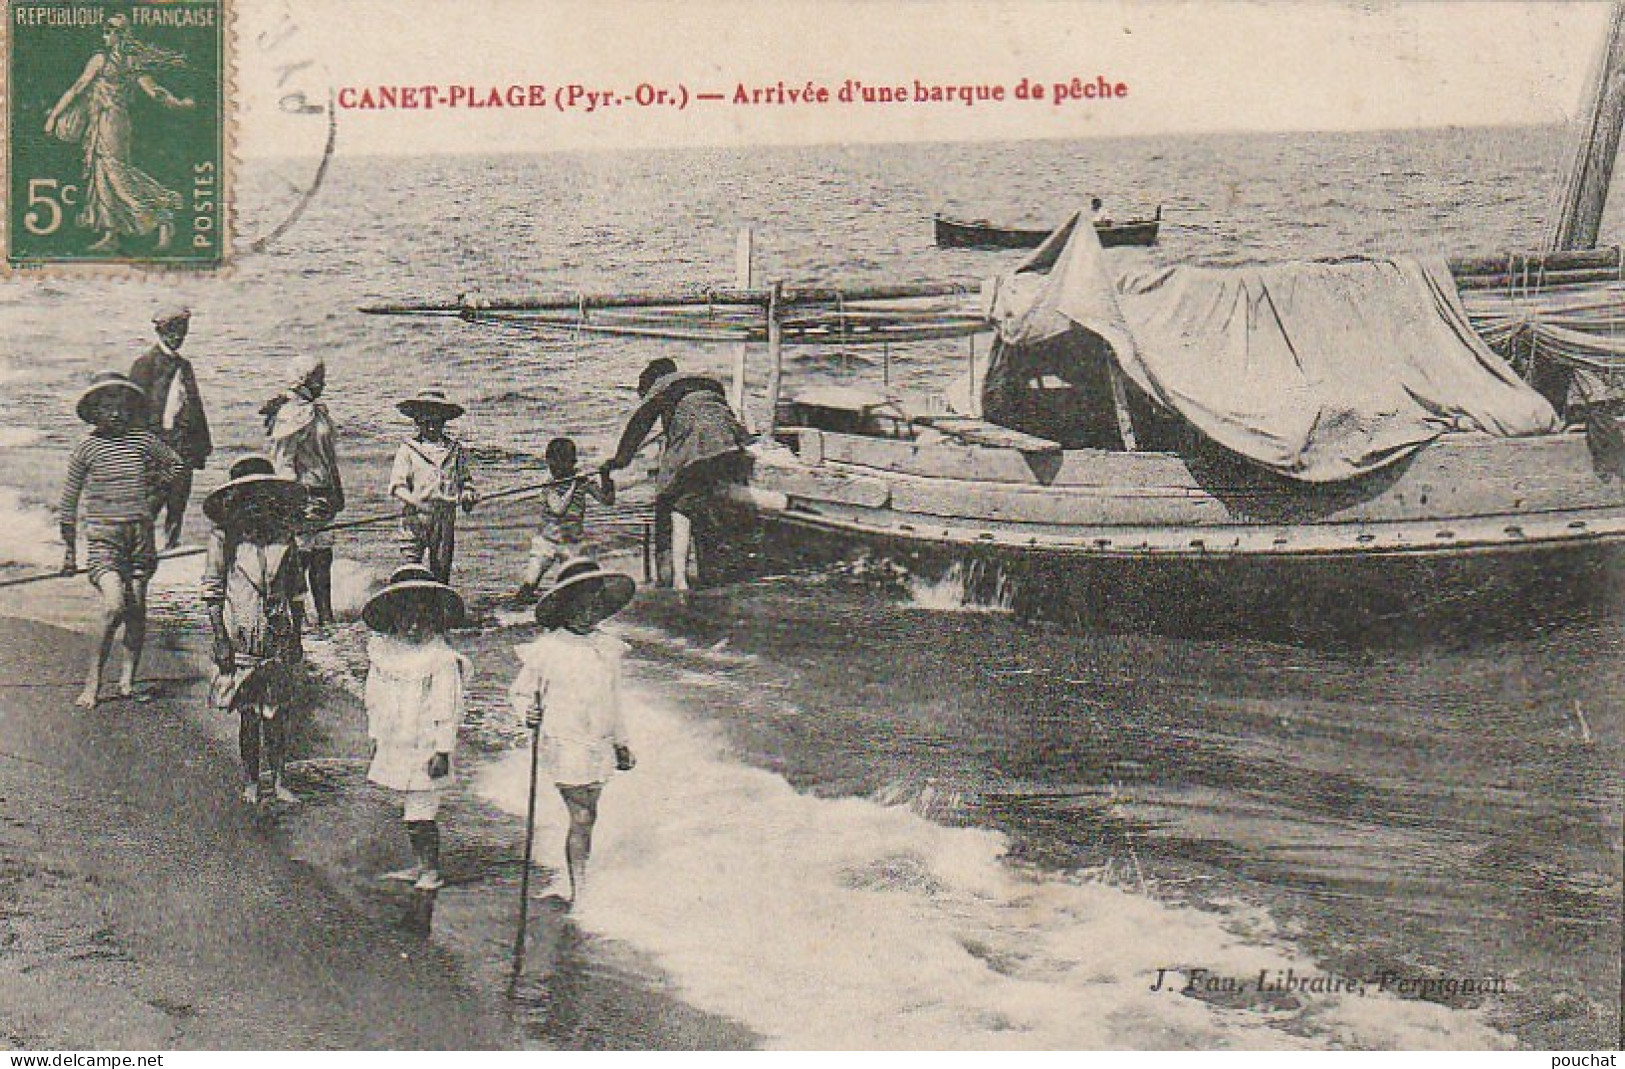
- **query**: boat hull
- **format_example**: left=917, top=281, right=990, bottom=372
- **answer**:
left=700, top=427, right=1625, bottom=636
left=934, top=214, right=1160, bottom=249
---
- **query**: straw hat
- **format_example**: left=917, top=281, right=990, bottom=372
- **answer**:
left=76, top=371, right=147, bottom=423
left=640, top=370, right=724, bottom=408
left=387, top=563, right=438, bottom=586
left=534, top=557, right=635, bottom=627
left=362, top=574, right=466, bottom=634
left=284, top=353, right=325, bottom=391
left=202, top=456, right=308, bottom=529
left=397, top=388, right=465, bottom=422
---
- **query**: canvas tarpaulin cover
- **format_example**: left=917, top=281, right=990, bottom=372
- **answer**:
left=982, top=213, right=1561, bottom=482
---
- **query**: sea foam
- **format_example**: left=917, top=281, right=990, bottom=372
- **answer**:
left=475, top=685, right=1508, bottom=1050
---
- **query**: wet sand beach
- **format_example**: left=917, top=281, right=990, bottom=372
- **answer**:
left=0, top=608, right=515, bottom=1048
left=0, top=566, right=757, bottom=1050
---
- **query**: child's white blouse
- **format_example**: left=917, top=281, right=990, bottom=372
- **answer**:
left=365, top=634, right=469, bottom=792
left=508, top=629, right=629, bottom=786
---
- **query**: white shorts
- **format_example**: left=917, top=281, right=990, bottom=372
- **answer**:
left=403, top=789, right=442, bottom=822
left=527, top=535, right=570, bottom=564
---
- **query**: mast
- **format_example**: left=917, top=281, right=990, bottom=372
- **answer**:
left=1550, top=1, right=1625, bottom=250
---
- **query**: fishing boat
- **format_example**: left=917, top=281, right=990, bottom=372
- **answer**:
left=935, top=209, right=1161, bottom=250
left=363, top=9, right=1625, bottom=632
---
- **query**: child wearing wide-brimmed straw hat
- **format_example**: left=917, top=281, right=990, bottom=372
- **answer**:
left=389, top=388, right=479, bottom=585
left=58, top=371, right=185, bottom=708
left=507, top=557, right=636, bottom=907
left=200, top=456, right=309, bottom=805
left=362, top=564, right=470, bottom=892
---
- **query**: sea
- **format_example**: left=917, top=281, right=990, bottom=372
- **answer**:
left=0, top=125, right=1618, bottom=1049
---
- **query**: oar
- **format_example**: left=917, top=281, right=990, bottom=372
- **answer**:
left=508, top=682, right=547, bottom=994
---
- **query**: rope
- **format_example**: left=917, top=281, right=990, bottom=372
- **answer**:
left=0, top=467, right=651, bottom=593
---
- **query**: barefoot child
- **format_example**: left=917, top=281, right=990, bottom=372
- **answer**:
left=390, top=388, right=478, bottom=585
left=514, top=436, right=614, bottom=603
left=362, top=565, right=469, bottom=892
left=200, top=457, right=309, bottom=804
left=58, top=371, right=184, bottom=708
left=508, top=558, right=636, bottom=906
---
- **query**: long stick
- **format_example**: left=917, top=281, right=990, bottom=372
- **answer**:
left=0, top=466, right=648, bottom=593
left=508, top=691, right=546, bottom=993
left=359, top=280, right=977, bottom=317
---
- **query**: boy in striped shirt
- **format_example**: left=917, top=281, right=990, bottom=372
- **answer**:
left=58, top=372, right=184, bottom=708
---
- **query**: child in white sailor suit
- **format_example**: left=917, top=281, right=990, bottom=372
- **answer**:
left=362, top=564, right=469, bottom=892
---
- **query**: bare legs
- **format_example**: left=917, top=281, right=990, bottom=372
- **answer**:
left=76, top=573, right=147, bottom=708
left=669, top=511, right=692, bottom=592
left=156, top=468, right=193, bottom=549
left=406, top=819, right=441, bottom=887
left=305, top=547, right=334, bottom=627
left=239, top=703, right=291, bottom=804
left=557, top=783, right=602, bottom=905
left=77, top=575, right=125, bottom=707
left=118, top=578, right=148, bottom=697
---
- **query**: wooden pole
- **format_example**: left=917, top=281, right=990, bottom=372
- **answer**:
left=1447, top=247, right=1624, bottom=276
left=1453, top=265, right=1625, bottom=290
left=507, top=695, right=546, bottom=993
left=359, top=281, right=977, bottom=317
left=731, top=229, right=755, bottom=430
left=763, top=281, right=786, bottom=440
left=1552, top=1, right=1625, bottom=250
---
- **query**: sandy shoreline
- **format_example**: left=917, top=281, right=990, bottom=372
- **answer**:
left=0, top=569, right=523, bottom=1048
left=0, top=550, right=762, bottom=1051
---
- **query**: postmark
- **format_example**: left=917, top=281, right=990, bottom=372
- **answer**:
left=235, top=0, right=335, bottom=254
left=5, top=0, right=228, bottom=270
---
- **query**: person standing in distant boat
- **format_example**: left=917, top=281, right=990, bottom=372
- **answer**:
left=606, top=358, right=751, bottom=591
left=129, top=306, right=212, bottom=548
left=1091, top=196, right=1111, bottom=226
left=43, top=13, right=194, bottom=253
left=262, top=355, right=344, bottom=629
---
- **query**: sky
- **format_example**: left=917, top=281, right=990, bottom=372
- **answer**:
left=236, top=0, right=1616, bottom=157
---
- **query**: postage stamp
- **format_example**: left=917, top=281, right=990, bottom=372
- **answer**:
left=5, top=0, right=227, bottom=270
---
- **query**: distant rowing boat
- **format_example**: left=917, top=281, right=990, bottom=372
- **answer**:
left=934, top=208, right=1161, bottom=250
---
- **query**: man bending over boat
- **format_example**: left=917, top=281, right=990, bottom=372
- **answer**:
left=607, top=358, right=751, bottom=591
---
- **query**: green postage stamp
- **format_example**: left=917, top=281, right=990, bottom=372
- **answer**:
left=5, top=1, right=227, bottom=269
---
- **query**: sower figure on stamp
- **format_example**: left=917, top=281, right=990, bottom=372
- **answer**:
left=58, top=371, right=183, bottom=708
left=42, top=12, right=195, bottom=253
left=129, top=306, right=212, bottom=548
left=262, top=355, right=344, bottom=629
left=390, top=389, right=478, bottom=585
left=200, top=457, right=307, bottom=806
